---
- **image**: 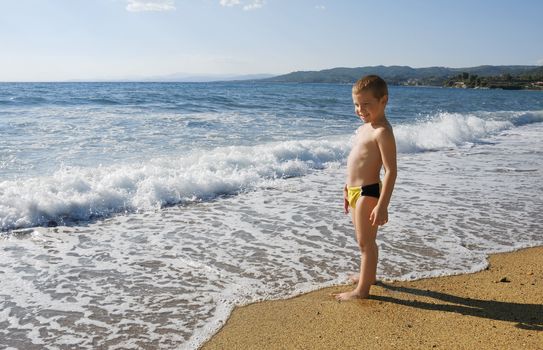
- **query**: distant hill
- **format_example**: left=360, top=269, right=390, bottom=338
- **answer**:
left=261, top=65, right=543, bottom=87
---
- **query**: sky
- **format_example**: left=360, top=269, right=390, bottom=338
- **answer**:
left=1, top=0, right=542, bottom=81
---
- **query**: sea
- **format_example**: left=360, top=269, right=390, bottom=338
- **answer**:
left=1, top=82, right=542, bottom=349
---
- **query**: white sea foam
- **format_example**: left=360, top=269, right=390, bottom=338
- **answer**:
left=1, top=122, right=542, bottom=350
left=0, top=138, right=350, bottom=231
left=395, top=112, right=514, bottom=152
left=2, top=112, right=542, bottom=232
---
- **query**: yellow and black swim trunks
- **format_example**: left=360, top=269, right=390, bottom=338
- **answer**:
left=347, top=183, right=380, bottom=209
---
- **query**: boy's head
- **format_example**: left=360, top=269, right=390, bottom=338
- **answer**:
left=352, top=75, right=388, bottom=100
left=352, top=75, right=388, bottom=123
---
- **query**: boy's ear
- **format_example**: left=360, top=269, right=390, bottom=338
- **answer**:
left=380, top=94, right=388, bottom=105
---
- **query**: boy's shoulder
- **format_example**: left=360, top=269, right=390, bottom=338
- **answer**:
left=371, top=119, right=394, bottom=142
left=371, top=119, right=393, bottom=134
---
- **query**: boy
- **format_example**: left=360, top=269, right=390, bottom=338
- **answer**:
left=333, top=75, right=397, bottom=301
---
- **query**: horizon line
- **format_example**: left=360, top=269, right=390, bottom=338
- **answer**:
left=1, top=64, right=541, bottom=83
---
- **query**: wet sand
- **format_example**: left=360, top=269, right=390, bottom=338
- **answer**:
left=202, top=246, right=543, bottom=349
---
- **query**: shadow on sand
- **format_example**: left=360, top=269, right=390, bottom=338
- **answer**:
left=371, top=282, right=543, bottom=331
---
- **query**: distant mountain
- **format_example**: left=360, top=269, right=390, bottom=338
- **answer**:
left=261, top=65, right=542, bottom=85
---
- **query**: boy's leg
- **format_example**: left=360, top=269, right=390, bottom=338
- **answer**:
left=348, top=206, right=380, bottom=285
left=334, top=195, right=379, bottom=300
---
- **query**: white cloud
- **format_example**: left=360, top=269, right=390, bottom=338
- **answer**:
left=315, top=5, right=326, bottom=10
left=219, top=0, right=265, bottom=10
left=220, top=0, right=241, bottom=6
left=126, top=0, right=176, bottom=12
left=243, top=0, right=265, bottom=11
left=537, top=58, right=543, bottom=66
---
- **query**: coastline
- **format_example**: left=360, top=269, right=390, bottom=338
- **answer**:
left=202, top=246, right=543, bottom=349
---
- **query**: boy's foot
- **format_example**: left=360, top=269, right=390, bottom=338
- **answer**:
left=348, top=274, right=379, bottom=285
left=348, top=274, right=359, bottom=284
left=332, top=290, right=369, bottom=301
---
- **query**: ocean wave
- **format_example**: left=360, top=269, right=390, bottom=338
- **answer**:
left=1, top=111, right=541, bottom=231
left=82, top=97, right=122, bottom=105
left=510, top=110, right=543, bottom=126
left=2, top=96, right=48, bottom=105
left=395, top=112, right=515, bottom=152
left=0, top=139, right=349, bottom=231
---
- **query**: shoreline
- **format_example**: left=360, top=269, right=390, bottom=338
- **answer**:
left=202, top=246, right=543, bottom=349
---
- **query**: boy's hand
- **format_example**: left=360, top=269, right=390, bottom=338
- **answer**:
left=370, top=205, right=388, bottom=226
left=343, top=185, right=349, bottom=214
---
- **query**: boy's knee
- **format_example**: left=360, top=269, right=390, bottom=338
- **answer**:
left=357, top=239, right=377, bottom=252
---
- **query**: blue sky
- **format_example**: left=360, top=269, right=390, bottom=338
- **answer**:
left=1, top=0, right=542, bottom=81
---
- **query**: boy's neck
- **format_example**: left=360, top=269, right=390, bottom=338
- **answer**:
left=370, top=113, right=387, bottom=126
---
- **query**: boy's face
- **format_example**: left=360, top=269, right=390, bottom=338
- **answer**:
left=352, top=91, right=388, bottom=123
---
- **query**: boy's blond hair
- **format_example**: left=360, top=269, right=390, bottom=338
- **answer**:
left=352, top=75, right=388, bottom=99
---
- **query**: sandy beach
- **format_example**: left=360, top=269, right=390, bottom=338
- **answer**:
left=202, top=246, right=543, bottom=349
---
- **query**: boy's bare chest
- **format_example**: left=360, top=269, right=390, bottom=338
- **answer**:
left=348, top=129, right=378, bottom=162
left=354, top=128, right=378, bottom=151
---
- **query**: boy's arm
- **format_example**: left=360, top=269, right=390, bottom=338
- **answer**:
left=371, top=127, right=397, bottom=226
left=343, top=184, right=349, bottom=214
